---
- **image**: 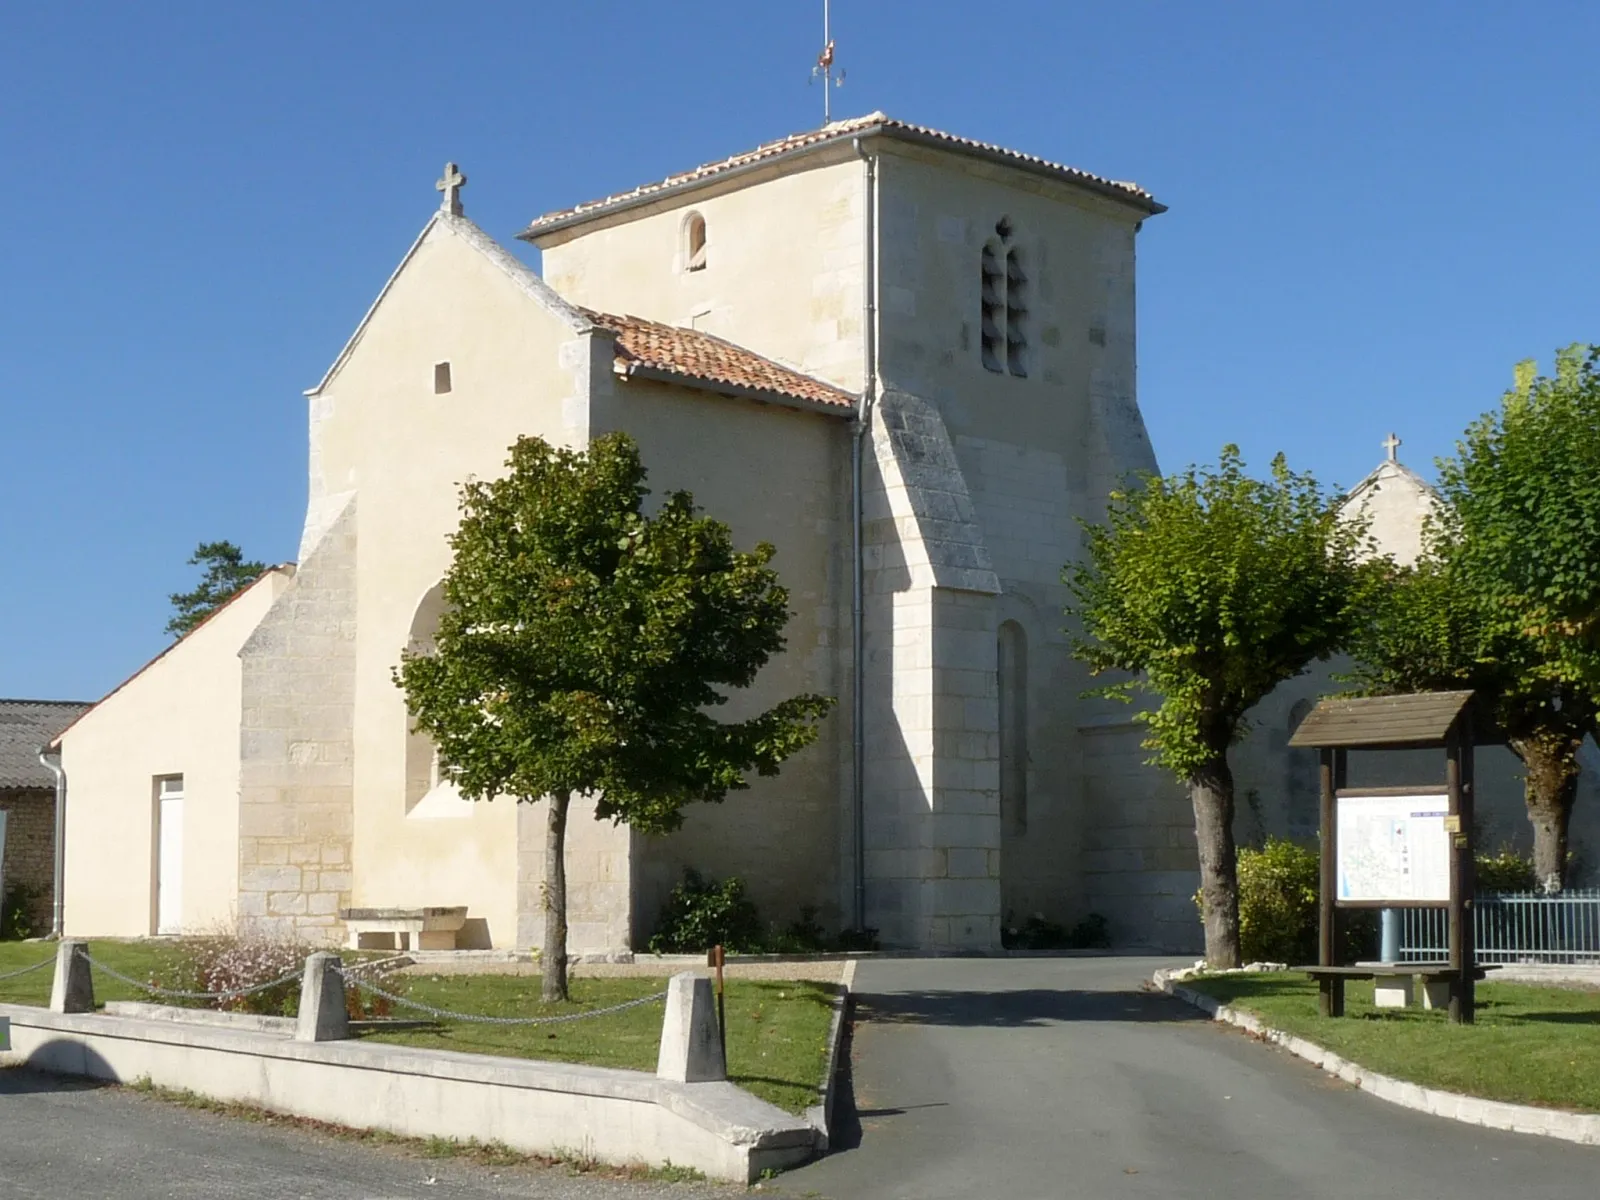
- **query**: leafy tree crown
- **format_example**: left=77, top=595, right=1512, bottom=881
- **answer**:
left=395, top=433, right=834, bottom=832
left=1066, top=446, right=1375, bottom=777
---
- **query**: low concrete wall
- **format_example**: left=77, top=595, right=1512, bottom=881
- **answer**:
left=0, top=1005, right=815, bottom=1182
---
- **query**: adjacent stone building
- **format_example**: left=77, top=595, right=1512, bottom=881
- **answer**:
left=0, top=699, right=89, bottom=934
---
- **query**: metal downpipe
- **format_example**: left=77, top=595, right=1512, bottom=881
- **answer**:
left=38, top=747, right=66, bottom=937
left=850, top=136, right=877, bottom=933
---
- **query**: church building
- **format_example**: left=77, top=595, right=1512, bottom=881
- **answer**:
left=48, top=115, right=1597, bottom=956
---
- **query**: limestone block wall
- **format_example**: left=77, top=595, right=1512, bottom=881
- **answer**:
left=515, top=798, right=634, bottom=958
left=860, top=390, right=1003, bottom=948
left=1076, top=718, right=1199, bottom=952
left=0, top=788, right=54, bottom=932
left=237, top=500, right=358, bottom=945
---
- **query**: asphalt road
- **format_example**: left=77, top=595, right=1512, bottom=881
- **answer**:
left=0, top=1068, right=737, bottom=1200
left=3, top=958, right=1596, bottom=1199
left=772, top=956, right=1600, bottom=1200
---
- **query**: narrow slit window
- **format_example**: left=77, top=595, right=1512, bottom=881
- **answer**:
left=980, top=243, right=1004, bottom=373
left=685, top=212, right=707, bottom=271
left=978, top=218, right=1028, bottom=377
left=433, top=361, right=452, bottom=394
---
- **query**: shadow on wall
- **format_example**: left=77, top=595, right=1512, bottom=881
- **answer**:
left=852, top=985, right=1207, bottom=1029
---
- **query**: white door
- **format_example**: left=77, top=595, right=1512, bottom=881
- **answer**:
left=156, top=777, right=184, bottom=934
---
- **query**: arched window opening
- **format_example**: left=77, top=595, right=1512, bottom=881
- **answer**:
left=402, top=584, right=471, bottom=819
left=980, top=242, right=1004, bottom=373
left=980, top=218, right=1028, bottom=376
left=684, top=212, right=707, bottom=272
left=998, top=621, right=1029, bottom=836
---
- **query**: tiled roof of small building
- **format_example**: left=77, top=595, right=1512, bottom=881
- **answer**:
left=582, top=308, right=853, bottom=411
left=525, top=112, right=1163, bottom=235
left=0, top=699, right=90, bottom=789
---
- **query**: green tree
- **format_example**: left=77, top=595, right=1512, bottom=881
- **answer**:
left=395, top=433, right=834, bottom=1001
left=1350, top=347, right=1600, bottom=889
left=167, top=541, right=267, bottom=637
left=1066, top=447, right=1373, bottom=967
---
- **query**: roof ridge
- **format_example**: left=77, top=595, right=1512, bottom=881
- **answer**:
left=524, top=114, right=1163, bottom=238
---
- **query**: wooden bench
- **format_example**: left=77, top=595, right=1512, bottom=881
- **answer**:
left=1304, top=963, right=1498, bottom=1016
left=339, top=906, right=468, bottom=952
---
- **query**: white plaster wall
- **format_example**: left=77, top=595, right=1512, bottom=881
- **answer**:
left=304, top=216, right=605, bottom=951
left=1341, top=461, right=1439, bottom=567
left=588, top=376, right=851, bottom=940
left=59, top=569, right=293, bottom=937
left=535, top=154, right=865, bottom=395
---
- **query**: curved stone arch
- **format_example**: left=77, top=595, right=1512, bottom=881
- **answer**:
left=682, top=210, right=707, bottom=272
left=401, top=581, right=470, bottom=818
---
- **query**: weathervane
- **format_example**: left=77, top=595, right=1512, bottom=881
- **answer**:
left=810, top=0, right=845, bottom=124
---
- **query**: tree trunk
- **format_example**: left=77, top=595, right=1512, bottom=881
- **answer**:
left=542, top=789, right=571, bottom=1003
left=1507, top=732, right=1583, bottom=893
left=1190, top=752, right=1242, bottom=969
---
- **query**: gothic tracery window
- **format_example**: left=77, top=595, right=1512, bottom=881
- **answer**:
left=980, top=218, right=1028, bottom=377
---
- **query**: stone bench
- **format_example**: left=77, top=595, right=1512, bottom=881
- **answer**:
left=1304, top=963, right=1498, bottom=1015
left=340, top=906, right=468, bottom=952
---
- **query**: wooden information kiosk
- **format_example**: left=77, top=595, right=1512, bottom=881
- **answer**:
left=1288, top=690, right=1492, bottom=1025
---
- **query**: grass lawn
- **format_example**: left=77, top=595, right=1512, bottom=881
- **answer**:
left=0, top=940, right=180, bottom=1007
left=1186, top=972, right=1600, bottom=1113
left=0, top=942, right=838, bottom=1115
left=360, top=974, right=838, bottom=1114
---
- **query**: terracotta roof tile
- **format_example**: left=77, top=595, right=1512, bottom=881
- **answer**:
left=582, top=308, right=853, bottom=411
left=525, top=112, right=1162, bottom=235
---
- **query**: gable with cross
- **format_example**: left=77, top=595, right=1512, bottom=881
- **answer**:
left=436, top=163, right=466, bottom=216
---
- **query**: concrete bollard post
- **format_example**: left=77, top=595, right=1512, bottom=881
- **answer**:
left=656, top=971, right=726, bottom=1083
left=49, top=939, right=94, bottom=1014
left=295, top=952, right=350, bottom=1042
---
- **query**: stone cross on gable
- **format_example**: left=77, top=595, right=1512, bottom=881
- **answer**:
left=1383, top=432, right=1401, bottom=462
left=436, top=162, right=466, bottom=216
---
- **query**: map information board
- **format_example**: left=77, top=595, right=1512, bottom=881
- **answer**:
left=1336, top=793, right=1450, bottom=902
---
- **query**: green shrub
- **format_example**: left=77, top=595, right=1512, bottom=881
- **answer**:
left=1476, top=847, right=1538, bottom=893
left=1236, top=838, right=1320, bottom=964
left=1, top=883, right=40, bottom=940
left=648, top=870, right=765, bottom=954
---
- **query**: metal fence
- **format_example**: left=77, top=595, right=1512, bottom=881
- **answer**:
left=1398, top=889, right=1600, bottom=965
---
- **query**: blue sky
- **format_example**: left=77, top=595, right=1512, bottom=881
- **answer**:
left=4, top=1, right=1598, bottom=701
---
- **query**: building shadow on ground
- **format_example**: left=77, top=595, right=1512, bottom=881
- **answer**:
left=0, top=1063, right=116, bottom=1095
left=850, top=985, right=1206, bottom=1028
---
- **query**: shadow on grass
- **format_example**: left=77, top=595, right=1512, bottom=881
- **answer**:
left=853, top=987, right=1206, bottom=1028
left=1496, top=1010, right=1600, bottom=1026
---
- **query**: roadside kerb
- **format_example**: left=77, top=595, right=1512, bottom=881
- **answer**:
left=804, top=958, right=856, bottom=1149
left=1153, top=967, right=1600, bottom=1147
left=0, top=1001, right=815, bottom=1181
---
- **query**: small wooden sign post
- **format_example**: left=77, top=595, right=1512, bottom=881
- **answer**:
left=1288, top=690, right=1486, bottom=1025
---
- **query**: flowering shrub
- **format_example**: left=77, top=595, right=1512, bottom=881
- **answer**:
left=169, top=935, right=308, bottom=1015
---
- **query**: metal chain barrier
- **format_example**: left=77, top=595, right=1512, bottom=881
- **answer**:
left=0, top=956, right=56, bottom=984
left=335, top=965, right=667, bottom=1026
left=80, top=949, right=304, bottom=1003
